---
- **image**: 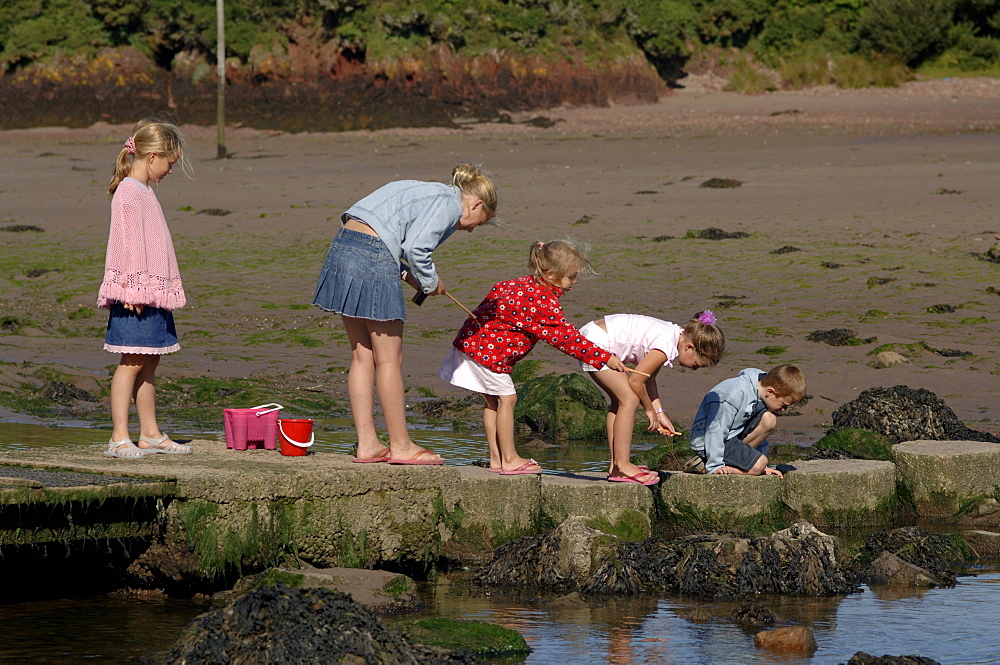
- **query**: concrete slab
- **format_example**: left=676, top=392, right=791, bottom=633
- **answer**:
left=892, top=440, right=1000, bottom=517
left=540, top=471, right=653, bottom=536
left=659, top=471, right=784, bottom=529
left=780, top=459, right=897, bottom=528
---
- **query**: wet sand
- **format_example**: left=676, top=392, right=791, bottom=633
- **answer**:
left=1, top=76, right=999, bottom=445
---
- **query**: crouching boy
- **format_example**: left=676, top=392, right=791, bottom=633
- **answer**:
left=688, top=365, right=806, bottom=477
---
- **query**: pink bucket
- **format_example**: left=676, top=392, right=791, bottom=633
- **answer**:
left=223, top=403, right=282, bottom=450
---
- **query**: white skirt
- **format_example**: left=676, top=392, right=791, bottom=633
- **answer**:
left=437, top=346, right=516, bottom=396
left=578, top=321, right=611, bottom=372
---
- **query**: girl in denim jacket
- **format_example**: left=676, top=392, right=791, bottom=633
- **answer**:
left=314, top=164, right=497, bottom=465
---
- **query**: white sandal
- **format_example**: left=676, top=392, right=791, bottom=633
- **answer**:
left=103, top=438, right=147, bottom=459
left=139, top=434, right=192, bottom=454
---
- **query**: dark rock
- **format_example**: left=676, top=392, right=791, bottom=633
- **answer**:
left=196, top=208, right=232, bottom=216
left=45, top=380, right=96, bottom=404
left=770, top=246, right=801, bottom=254
left=25, top=267, right=60, bottom=278
left=933, top=348, right=971, bottom=357
left=821, top=262, right=843, bottom=269
left=687, top=227, right=750, bottom=240
left=845, top=652, right=941, bottom=665
left=806, top=329, right=876, bottom=346
left=652, top=234, right=674, bottom=241
left=731, top=600, right=777, bottom=627
left=925, top=304, right=955, bottom=313
left=1, top=224, right=44, bottom=232
left=858, top=526, right=965, bottom=588
left=157, top=584, right=479, bottom=665
left=478, top=520, right=860, bottom=599
left=831, top=385, right=1000, bottom=444
left=699, top=178, right=742, bottom=188
left=412, top=395, right=479, bottom=418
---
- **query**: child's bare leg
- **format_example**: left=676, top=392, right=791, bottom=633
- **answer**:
left=133, top=355, right=164, bottom=440
left=342, top=316, right=382, bottom=458
left=110, top=354, right=144, bottom=443
left=482, top=394, right=501, bottom=469
left=368, top=319, right=441, bottom=461
left=496, top=392, right=538, bottom=471
left=742, top=412, right=777, bottom=448
left=592, top=370, right=655, bottom=481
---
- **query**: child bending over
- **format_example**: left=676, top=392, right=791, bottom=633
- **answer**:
left=579, top=311, right=725, bottom=485
left=437, top=239, right=626, bottom=474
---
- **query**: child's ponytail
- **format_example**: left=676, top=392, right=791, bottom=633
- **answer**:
left=527, top=238, right=594, bottom=284
left=108, top=117, right=191, bottom=196
left=682, top=310, right=726, bottom=366
left=452, top=163, right=498, bottom=217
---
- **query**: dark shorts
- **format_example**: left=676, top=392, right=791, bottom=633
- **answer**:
left=104, top=302, right=179, bottom=354
left=312, top=227, right=406, bottom=322
left=721, top=405, right=769, bottom=471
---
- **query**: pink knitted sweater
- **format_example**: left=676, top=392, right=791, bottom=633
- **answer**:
left=97, top=178, right=186, bottom=310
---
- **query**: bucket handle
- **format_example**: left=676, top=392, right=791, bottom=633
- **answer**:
left=278, top=420, right=314, bottom=448
left=251, top=403, right=284, bottom=416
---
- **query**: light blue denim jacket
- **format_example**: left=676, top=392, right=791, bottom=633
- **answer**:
left=689, top=368, right=767, bottom=474
left=343, top=180, right=462, bottom=293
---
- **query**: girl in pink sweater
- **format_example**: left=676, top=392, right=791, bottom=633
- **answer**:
left=98, top=118, right=192, bottom=459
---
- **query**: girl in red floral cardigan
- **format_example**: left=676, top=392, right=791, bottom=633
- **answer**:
left=437, top=240, right=626, bottom=474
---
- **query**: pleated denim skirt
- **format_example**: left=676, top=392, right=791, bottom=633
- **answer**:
left=312, top=227, right=406, bottom=321
left=104, top=302, right=180, bottom=354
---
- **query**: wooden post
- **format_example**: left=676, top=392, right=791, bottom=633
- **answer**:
left=216, top=0, right=227, bottom=159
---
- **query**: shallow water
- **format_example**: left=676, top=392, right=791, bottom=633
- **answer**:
left=422, top=570, right=1000, bottom=665
left=1, top=421, right=998, bottom=664
left=0, top=419, right=630, bottom=474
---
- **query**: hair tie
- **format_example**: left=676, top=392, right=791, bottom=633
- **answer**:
left=699, top=310, right=717, bottom=326
left=537, top=242, right=545, bottom=250
left=123, top=136, right=136, bottom=155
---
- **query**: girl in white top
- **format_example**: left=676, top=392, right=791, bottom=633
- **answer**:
left=579, top=311, right=726, bottom=485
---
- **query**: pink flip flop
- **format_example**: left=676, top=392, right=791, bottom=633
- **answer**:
left=387, top=449, right=445, bottom=465
left=499, top=459, right=543, bottom=475
left=352, top=447, right=392, bottom=463
left=607, top=470, right=660, bottom=486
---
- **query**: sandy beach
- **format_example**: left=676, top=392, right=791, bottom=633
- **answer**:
left=1, top=75, right=998, bottom=445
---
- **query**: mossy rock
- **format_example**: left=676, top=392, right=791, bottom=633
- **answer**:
left=815, top=428, right=894, bottom=461
left=514, top=372, right=607, bottom=439
left=393, top=617, right=530, bottom=657
left=632, top=436, right=692, bottom=471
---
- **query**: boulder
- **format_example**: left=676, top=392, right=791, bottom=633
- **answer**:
left=815, top=428, right=894, bottom=460
left=478, top=519, right=860, bottom=599
left=858, top=526, right=964, bottom=587
left=874, top=351, right=908, bottom=368
left=754, top=625, right=817, bottom=653
left=514, top=373, right=608, bottom=439
left=832, top=386, right=1000, bottom=444
left=157, top=584, right=479, bottom=665
left=863, top=552, right=940, bottom=587
left=892, top=440, right=1000, bottom=519
left=845, top=652, right=941, bottom=665
left=254, top=566, right=421, bottom=614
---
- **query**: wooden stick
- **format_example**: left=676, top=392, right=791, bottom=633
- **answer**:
left=444, top=291, right=479, bottom=322
left=624, top=367, right=652, bottom=377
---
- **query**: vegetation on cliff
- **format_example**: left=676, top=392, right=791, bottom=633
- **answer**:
left=0, top=1, right=998, bottom=129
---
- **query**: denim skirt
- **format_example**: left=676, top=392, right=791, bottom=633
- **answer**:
left=104, top=302, right=179, bottom=354
left=312, top=227, right=406, bottom=322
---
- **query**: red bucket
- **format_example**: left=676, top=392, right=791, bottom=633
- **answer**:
left=277, top=419, right=314, bottom=456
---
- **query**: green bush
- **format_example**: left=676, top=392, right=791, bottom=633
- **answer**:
left=779, top=51, right=833, bottom=88
left=723, top=59, right=777, bottom=92
left=855, top=0, right=955, bottom=66
left=831, top=53, right=910, bottom=88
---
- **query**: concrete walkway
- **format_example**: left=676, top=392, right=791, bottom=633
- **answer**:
left=1, top=439, right=997, bottom=568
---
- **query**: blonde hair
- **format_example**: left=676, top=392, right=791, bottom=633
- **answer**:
left=528, top=239, right=593, bottom=286
left=108, top=117, right=190, bottom=195
left=451, top=163, right=498, bottom=216
left=761, top=364, right=807, bottom=401
left=681, top=312, right=726, bottom=366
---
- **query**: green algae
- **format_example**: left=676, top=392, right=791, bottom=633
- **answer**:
left=815, top=428, right=894, bottom=461
left=586, top=508, right=650, bottom=542
left=393, top=617, right=530, bottom=657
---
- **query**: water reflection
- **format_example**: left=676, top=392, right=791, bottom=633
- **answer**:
left=424, top=571, right=1000, bottom=664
